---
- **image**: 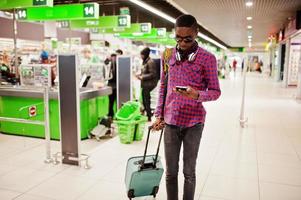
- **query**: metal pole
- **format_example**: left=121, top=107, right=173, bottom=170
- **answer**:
left=68, top=27, right=72, bottom=51
left=239, top=59, right=248, bottom=128
left=43, top=86, right=52, bottom=163
left=0, top=117, right=44, bottom=125
left=13, top=9, right=18, bottom=75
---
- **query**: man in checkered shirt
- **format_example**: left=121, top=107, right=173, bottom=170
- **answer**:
left=152, top=14, right=221, bottom=200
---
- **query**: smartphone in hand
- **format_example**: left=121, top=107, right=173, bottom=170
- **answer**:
left=175, top=86, right=188, bottom=92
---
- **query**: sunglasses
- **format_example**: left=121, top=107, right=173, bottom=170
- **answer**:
left=175, top=35, right=194, bottom=43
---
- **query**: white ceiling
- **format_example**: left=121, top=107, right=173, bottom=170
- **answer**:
left=168, top=0, right=301, bottom=48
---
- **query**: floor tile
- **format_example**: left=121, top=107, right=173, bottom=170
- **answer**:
left=0, top=168, right=57, bottom=193
left=28, top=174, right=98, bottom=200
left=202, top=175, right=259, bottom=200
left=0, top=188, right=21, bottom=200
left=258, top=164, right=301, bottom=186
left=14, top=193, right=56, bottom=200
left=260, top=182, right=301, bottom=200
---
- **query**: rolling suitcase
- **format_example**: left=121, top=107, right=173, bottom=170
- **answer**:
left=125, top=126, right=164, bottom=199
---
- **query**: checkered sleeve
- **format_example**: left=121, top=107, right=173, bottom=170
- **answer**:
left=197, top=55, right=221, bottom=102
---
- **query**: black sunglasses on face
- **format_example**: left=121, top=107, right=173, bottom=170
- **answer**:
left=175, top=35, right=194, bottom=43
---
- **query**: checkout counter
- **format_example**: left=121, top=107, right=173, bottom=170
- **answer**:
left=0, top=62, right=112, bottom=140
left=0, top=86, right=111, bottom=140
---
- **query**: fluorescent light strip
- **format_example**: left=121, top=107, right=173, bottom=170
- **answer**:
left=129, top=0, right=227, bottom=50
left=246, top=1, right=253, bottom=7
left=198, top=32, right=227, bottom=50
left=129, top=0, right=176, bottom=23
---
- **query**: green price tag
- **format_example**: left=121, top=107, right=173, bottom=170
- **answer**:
left=83, top=4, right=95, bottom=18
left=118, top=16, right=128, bottom=27
left=33, top=0, right=47, bottom=6
left=17, top=9, right=27, bottom=20
left=141, top=23, right=149, bottom=33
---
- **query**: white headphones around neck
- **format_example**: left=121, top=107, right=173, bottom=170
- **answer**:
left=175, top=44, right=199, bottom=62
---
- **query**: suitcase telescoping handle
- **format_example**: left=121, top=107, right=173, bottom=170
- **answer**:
left=140, top=126, right=164, bottom=170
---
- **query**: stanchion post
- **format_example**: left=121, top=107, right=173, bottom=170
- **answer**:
left=239, top=60, right=248, bottom=128
left=43, top=86, right=52, bottom=163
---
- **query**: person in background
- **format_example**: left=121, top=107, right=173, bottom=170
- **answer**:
left=241, top=59, right=245, bottom=74
left=106, top=49, right=123, bottom=119
left=136, top=47, right=157, bottom=121
left=49, top=56, right=57, bottom=86
left=0, top=53, right=10, bottom=81
left=232, top=59, right=237, bottom=73
left=152, top=14, right=221, bottom=200
left=40, top=50, right=49, bottom=64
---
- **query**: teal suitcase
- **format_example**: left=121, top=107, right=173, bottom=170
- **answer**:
left=125, top=127, right=164, bottom=199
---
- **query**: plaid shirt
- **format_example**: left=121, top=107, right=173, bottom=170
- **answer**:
left=155, top=47, right=221, bottom=127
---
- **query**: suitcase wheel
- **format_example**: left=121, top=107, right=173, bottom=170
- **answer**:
left=152, top=186, right=159, bottom=197
left=128, top=189, right=135, bottom=199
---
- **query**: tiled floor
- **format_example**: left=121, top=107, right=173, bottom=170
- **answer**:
left=0, top=72, right=301, bottom=200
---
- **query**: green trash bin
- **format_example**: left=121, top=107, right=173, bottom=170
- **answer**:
left=133, top=115, right=148, bottom=141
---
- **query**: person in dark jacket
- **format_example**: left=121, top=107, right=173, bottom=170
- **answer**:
left=105, top=49, right=123, bottom=118
left=136, top=47, right=158, bottom=121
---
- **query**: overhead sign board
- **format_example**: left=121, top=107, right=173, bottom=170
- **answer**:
left=118, top=28, right=158, bottom=39
left=69, top=15, right=130, bottom=29
left=17, top=3, right=99, bottom=21
left=99, top=23, right=151, bottom=34
left=0, top=0, right=53, bottom=10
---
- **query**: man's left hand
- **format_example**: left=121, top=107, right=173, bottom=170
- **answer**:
left=173, top=86, right=199, bottom=100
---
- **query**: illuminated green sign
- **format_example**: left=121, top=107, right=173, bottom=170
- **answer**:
left=119, top=7, right=129, bottom=15
left=0, top=0, right=53, bottom=10
left=99, top=23, right=152, bottom=34
left=69, top=15, right=130, bottom=29
left=157, top=28, right=166, bottom=37
left=17, top=3, right=99, bottom=21
left=117, top=30, right=176, bottom=45
left=118, top=28, right=159, bottom=39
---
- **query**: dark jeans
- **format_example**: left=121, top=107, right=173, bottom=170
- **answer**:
left=108, top=88, right=116, bottom=118
left=164, top=123, right=204, bottom=200
left=142, top=87, right=154, bottom=120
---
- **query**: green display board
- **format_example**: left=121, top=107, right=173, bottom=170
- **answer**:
left=98, top=23, right=151, bottom=34
left=68, top=15, right=130, bottom=29
left=157, top=28, right=167, bottom=37
left=118, top=28, right=159, bottom=39
left=119, top=7, right=130, bottom=15
left=118, top=30, right=176, bottom=45
left=0, top=0, right=53, bottom=10
left=17, top=3, right=99, bottom=21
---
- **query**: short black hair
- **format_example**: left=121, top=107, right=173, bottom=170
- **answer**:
left=175, top=14, right=198, bottom=31
left=116, top=49, right=123, bottom=55
left=140, top=47, right=151, bottom=58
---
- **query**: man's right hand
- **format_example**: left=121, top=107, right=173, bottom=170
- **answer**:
left=152, top=118, right=165, bottom=131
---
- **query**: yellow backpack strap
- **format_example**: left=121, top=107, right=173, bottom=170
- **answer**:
left=163, top=48, right=173, bottom=74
